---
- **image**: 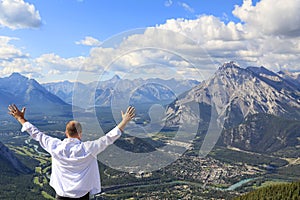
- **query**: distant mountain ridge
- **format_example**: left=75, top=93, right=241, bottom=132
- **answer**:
left=43, top=76, right=200, bottom=108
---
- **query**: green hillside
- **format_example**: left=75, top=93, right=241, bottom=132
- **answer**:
left=235, top=181, right=300, bottom=200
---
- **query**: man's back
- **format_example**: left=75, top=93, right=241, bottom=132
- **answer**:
left=21, top=122, right=121, bottom=198
left=50, top=137, right=100, bottom=198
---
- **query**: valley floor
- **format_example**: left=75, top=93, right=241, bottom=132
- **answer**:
left=1, top=128, right=299, bottom=200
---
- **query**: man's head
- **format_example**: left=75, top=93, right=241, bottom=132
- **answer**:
left=65, top=120, right=82, bottom=139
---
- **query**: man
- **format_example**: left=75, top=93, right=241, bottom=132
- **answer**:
left=8, top=104, right=135, bottom=200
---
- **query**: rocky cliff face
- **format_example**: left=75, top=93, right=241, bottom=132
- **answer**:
left=165, top=62, right=300, bottom=128
left=278, top=70, right=300, bottom=89
left=164, top=62, right=300, bottom=153
left=221, top=114, right=300, bottom=155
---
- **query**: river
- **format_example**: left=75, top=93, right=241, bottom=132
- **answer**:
left=223, top=178, right=255, bottom=191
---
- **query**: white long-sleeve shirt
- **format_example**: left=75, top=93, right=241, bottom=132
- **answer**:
left=21, top=122, right=122, bottom=198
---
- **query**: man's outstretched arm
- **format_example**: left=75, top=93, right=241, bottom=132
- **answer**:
left=8, top=104, right=60, bottom=153
left=84, top=106, right=136, bottom=156
left=8, top=104, right=27, bottom=124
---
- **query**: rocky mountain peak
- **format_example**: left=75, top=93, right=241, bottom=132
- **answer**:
left=165, top=62, right=300, bottom=129
left=218, top=61, right=241, bottom=71
left=0, top=72, right=70, bottom=116
left=109, top=74, right=121, bottom=82
left=9, top=72, right=28, bottom=79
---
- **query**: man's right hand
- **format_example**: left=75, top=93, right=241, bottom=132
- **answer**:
left=8, top=104, right=27, bottom=125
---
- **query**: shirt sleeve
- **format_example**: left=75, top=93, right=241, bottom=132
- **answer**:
left=21, top=121, right=61, bottom=154
left=83, top=126, right=122, bottom=157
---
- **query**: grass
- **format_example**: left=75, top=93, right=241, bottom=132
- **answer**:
left=35, top=167, right=42, bottom=174
left=209, top=146, right=288, bottom=168
left=41, top=191, right=55, bottom=200
left=42, top=165, right=51, bottom=173
left=33, top=176, right=43, bottom=187
left=260, top=180, right=289, bottom=188
left=6, top=142, right=55, bottom=198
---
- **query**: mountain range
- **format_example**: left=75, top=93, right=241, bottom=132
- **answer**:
left=42, top=62, right=299, bottom=156
left=1, top=63, right=300, bottom=156
left=0, top=73, right=199, bottom=119
left=165, top=61, right=300, bottom=155
left=42, top=75, right=200, bottom=108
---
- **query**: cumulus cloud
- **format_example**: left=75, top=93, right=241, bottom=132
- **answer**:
left=0, top=38, right=87, bottom=79
left=79, top=28, right=208, bottom=81
left=0, top=36, right=28, bottom=60
left=156, top=16, right=245, bottom=42
left=233, top=0, right=300, bottom=37
left=68, top=3, right=300, bottom=81
left=152, top=0, right=300, bottom=73
left=75, top=36, right=102, bottom=46
left=0, top=58, right=31, bottom=75
left=35, top=53, right=87, bottom=72
left=0, top=36, right=36, bottom=76
left=1, top=0, right=300, bottom=82
left=0, top=0, right=42, bottom=29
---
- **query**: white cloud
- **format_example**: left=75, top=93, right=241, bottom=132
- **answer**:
left=80, top=28, right=209, bottom=81
left=69, top=6, right=300, bottom=81
left=0, top=54, right=43, bottom=78
left=164, top=0, right=173, bottom=7
left=156, top=16, right=245, bottom=42
left=0, top=36, right=28, bottom=60
left=0, top=0, right=42, bottom=30
left=233, top=0, right=300, bottom=37
left=75, top=36, right=102, bottom=46
left=0, top=36, right=36, bottom=76
left=1, top=0, right=300, bottom=82
left=178, top=2, right=194, bottom=13
left=35, top=53, right=87, bottom=72
left=152, top=0, right=300, bottom=73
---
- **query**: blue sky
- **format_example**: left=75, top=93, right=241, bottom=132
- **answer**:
left=1, top=0, right=248, bottom=57
left=0, top=0, right=299, bottom=83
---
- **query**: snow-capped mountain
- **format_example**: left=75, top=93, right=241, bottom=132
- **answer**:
left=43, top=76, right=200, bottom=108
left=165, top=62, right=300, bottom=128
left=42, top=80, right=88, bottom=106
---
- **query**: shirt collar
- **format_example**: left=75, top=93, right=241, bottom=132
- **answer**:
left=63, top=137, right=81, bottom=144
